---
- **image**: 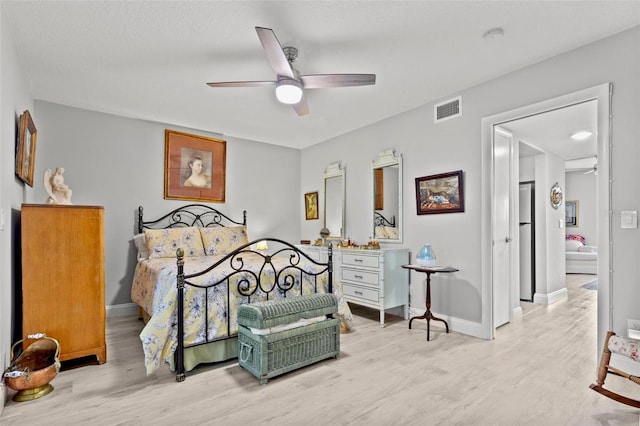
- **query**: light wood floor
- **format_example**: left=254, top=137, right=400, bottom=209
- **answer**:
left=2, top=274, right=639, bottom=425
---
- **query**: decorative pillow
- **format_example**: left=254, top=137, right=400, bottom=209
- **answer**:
left=133, top=233, right=150, bottom=261
left=143, top=227, right=205, bottom=258
left=200, top=226, right=249, bottom=256
left=579, top=245, right=597, bottom=253
left=565, top=239, right=584, bottom=252
left=566, top=234, right=586, bottom=243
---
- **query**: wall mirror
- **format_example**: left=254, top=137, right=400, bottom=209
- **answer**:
left=323, top=162, right=345, bottom=239
left=372, top=149, right=402, bottom=243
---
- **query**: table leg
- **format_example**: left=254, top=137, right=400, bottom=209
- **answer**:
left=408, top=271, right=449, bottom=341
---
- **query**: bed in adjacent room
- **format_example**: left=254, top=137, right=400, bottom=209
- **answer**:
left=131, top=204, right=352, bottom=381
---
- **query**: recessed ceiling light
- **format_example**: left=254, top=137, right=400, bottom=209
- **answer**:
left=483, top=28, right=504, bottom=40
left=570, top=130, right=593, bottom=141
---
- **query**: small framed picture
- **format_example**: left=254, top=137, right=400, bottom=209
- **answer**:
left=565, top=200, right=579, bottom=227
left=164, top=129, right=226, bottom=202
left=16, top=110, right=37, bottom=187
left=305, top=191, right=319, bottom=220
left=415, top=170, right=464, bottom=215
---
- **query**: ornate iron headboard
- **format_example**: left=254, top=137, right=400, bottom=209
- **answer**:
left=374, top=211, right=396, bottom=227
left=137, top=204, right=247, bottom=234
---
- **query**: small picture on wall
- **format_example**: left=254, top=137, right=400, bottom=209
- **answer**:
left=565, top=200, right=579, bottom=227
left=305, top=191, right=319, bottom=220
left=164, top=129, right=226, bottom=202
left=15, top=110, right=37, bottom=187
left=415, top=170, right=464, bottom=215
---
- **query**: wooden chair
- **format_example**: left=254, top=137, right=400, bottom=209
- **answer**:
left=589, top=330, right=640, bottom=408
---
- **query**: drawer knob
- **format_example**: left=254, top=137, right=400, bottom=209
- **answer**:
left=355, top=259, right=363, bottom=262
left=354, top=291, right=363, bottom=295
left=354, top=275, right=363, bottom=279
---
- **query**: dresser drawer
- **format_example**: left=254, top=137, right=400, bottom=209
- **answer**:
left=342, top=268, right=379, bottom=286
left=303, top=250, right=321, bottom=261
left=343, top=283, right=379, bottom=303
left=342, top=253, right=379, bottom=268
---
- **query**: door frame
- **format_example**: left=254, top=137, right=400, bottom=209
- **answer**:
left=480, top=83, right=611, bottom=340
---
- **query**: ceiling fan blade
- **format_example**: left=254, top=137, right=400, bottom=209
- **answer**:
left=207, top=81, right=274, bottom=88
left=292, top=94, right=309, bottom=116
left=255, top=27, right=295, bottom=79
left=299, top=74, right=376, bottom=89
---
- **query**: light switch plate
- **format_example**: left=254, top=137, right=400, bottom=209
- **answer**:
left=621, top=211, right=638, bottom=229
left=628, top=319, right=640, bottom=340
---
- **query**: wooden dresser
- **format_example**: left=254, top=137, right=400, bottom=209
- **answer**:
left=338, top=248, right=410, bottom=327
left=21, top=204, right=106, bottom=364
left=296, top=245, right=410, bottom=327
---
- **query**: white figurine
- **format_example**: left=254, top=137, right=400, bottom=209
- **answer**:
left=44, top=167, right=73, bottom=205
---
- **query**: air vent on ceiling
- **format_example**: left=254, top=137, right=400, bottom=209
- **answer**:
left=434, top=96, right=462, bottom=123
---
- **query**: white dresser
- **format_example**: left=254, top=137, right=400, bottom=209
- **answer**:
left=338, top=248, right=410, bottom=327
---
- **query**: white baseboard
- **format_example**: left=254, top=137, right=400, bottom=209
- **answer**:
left=408, top=307, right=484, bottom=339
left=512, top=305, right=523, bottom=321
left=105, top=303, right=139, bottom=318
left=533, top=288, right=568, bottom=305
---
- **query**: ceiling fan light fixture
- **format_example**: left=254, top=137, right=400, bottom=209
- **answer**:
left=570, top=130, right=593, bottom=141
left=275, top=79, right=303, bottom=104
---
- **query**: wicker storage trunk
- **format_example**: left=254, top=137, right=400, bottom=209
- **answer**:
left=237, top=293, right=340, bottom=384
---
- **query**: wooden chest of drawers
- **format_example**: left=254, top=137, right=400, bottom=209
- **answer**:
left=21, top=204, right=106, bottom=364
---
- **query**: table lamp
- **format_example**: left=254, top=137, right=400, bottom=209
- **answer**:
left=416, top=243, right=436, bottom=267
left=256, top=240, right=268, bottom=253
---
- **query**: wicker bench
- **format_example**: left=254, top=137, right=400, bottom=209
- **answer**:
left=237, top=293, right=340, bottom=384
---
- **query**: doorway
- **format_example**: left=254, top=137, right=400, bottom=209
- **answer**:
left=480, top=83, right=611, bottom=340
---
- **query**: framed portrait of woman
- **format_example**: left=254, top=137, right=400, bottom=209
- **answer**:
left=164, top=129, right=226, bottom=202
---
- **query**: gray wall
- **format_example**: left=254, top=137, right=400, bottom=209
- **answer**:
left=301, top=26, right=640, bottom=342
left=0, top=7, right=35, bottom=406
left=565, top=171, right=597, bottom=246
left=31, top=101, right=302, bottom=307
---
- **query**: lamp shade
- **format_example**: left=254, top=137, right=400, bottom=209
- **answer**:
left=416, top=243, right=436, bottom=267
left=256, top=240, right=268, bottom=251
left=275, top=79, right=303, bottom=104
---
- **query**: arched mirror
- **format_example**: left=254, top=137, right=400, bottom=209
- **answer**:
left=372, top=149, right=402, bottom=243
left=323, top=162, right=345, bottom=239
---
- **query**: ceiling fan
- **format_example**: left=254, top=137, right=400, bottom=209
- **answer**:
left=206, top=27, right=376, bottom=116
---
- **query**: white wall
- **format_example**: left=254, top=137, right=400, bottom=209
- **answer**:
left=565, top=171, right=597, bottom=245
left=301, top=26, right=640, bottom=342
left=0, top=8, right=35, bottom=411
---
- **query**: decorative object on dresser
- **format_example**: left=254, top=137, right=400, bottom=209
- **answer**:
left=21, top=204, right=106, bottom=365
left=339, top=247, right=410, bottom=327
left=15, top=110, right=37, bottom=187
left=132, top=204, right=353, bottom=381
left=415, top=170, right=464, bottom=215
left=164, top=129, right=226, bottom=203
left=44, top=167, right=72, bottom=205
left=372, top=149, right=403, bottom=243
left=402, top=264, right=458, bottom=341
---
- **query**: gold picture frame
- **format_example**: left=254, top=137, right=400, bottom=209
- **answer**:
left=305, top=191, right=319, bottom=220
left=164, top=129, right=226, bottom=203
left=16, top=110, right=37, bottom=187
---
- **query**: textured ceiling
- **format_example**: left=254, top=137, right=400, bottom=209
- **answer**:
left=2, top=1, right=639, bottom=149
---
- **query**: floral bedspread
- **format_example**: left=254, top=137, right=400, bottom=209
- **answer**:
left=131, top=253, right=352, bottom=374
